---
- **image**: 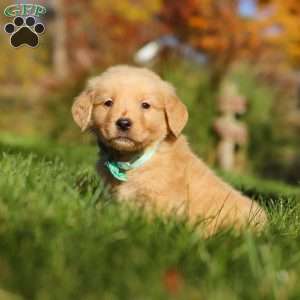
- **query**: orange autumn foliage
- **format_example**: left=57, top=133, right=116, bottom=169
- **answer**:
left=258, top=0, right=300, bottom=67
left=62, top=0, right=161, bottom=71
left=160, top=0, right=263, bottom=61
left=160, top=0, right=265, bottom=85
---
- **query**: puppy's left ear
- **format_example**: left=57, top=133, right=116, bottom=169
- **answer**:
left=164, top=89, right=188, bottom=138
left=71, top=91, right=94, bottom=132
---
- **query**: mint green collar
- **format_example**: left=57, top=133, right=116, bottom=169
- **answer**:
left=103, top=143, right=159, bottom=182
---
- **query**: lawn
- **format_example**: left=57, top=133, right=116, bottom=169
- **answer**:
left=0, top=135, right=300, bottom=300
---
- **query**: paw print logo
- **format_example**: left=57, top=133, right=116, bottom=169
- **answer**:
left=4, top=16, right=45, bottom=48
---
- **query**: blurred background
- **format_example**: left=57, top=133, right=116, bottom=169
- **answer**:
left=0, top=0, right=299, bottom=185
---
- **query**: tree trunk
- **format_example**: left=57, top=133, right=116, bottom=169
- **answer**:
left=52, top=0, right=69, bottom=80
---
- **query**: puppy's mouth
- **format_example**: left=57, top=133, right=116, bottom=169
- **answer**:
left=111, top=136, right=135, bottom=144
left=99, top=129, right=147, bottom=152
left=108, top=136, right=139, bottom=151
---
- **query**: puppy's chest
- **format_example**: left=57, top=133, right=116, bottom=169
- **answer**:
left=113, top=170, right=169, bottom=203
left=98, top=161, right=187, bottom=204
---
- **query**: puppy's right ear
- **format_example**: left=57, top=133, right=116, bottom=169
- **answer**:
left=71, top=91, right=93, bottom=132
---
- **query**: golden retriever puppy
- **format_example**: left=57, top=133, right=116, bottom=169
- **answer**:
left=72, top=65, right=266, bottom=234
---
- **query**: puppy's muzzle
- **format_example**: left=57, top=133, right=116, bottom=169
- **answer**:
left=116, top=118, right=132, bottom=131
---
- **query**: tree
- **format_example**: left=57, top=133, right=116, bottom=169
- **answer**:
left=62, top=0, right=161, bottom=73
left=52, top=0, right=69, bottom=80
left=159, top=0, right=264, bottom=87
left=258, top=0, right=300, bottom=68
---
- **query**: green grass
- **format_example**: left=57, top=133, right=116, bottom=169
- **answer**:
left=0, top=135, right=300, bottom=300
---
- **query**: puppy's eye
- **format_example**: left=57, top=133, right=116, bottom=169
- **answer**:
left=104, top=99, right=113, bottom=107
left=141, top=102, right=151, bottom=110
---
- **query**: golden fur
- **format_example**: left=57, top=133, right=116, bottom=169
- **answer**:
left=72, top=65, right=267, bottom=234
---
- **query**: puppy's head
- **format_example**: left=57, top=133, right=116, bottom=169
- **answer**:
left=72, top=65, right=188, bottom=152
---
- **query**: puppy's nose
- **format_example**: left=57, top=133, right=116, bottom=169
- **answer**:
left=116, top=118, right=132, bottom=131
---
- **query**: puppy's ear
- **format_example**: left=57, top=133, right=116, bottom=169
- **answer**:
left=72, top=91, right=93, bottom=132
left=165, top=90, right=188, bottom=138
